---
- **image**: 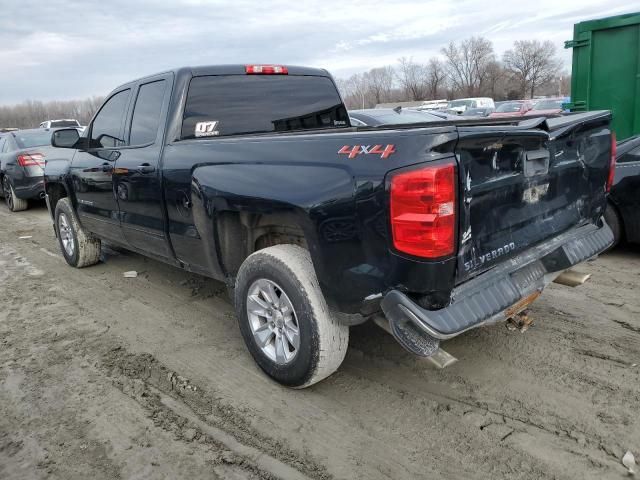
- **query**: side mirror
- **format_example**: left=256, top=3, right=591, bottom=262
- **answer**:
left=51, top=128, right=80, bottom=148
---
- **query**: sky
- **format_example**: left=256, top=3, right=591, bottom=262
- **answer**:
left=0, top=0, right=636, bottom=104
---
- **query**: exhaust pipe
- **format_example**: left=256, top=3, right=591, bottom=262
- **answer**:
left=553, top=269, right=591, bottom=287
left=39, top=192, right=46, bottom=199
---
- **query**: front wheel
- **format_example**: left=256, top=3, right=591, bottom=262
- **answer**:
left=234, top=244, right=349, bottom=388
left=2, top=176, right=28, bottom=212
left=54, top=198, right=101, bottom=268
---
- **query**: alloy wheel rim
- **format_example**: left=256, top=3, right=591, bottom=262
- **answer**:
left=58, top=213, right=75, bottom=257
left=246, top=278, right=300, bottom=364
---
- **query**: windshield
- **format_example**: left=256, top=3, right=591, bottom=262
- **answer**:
left=14, top=131, right=53, bottom=149
left=532, top=99, right=564, bottom=110
left=448, top=99, right=475, bottom=108
left=496, top=102, right=523, bottom=113
left=50, top=120, right=80, bottom=127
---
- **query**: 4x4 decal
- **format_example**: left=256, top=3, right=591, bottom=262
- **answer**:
left=338, top=144, right=396, bottom=159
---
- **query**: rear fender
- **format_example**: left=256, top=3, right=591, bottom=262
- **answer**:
left=190, top=163, right=355, bottom=297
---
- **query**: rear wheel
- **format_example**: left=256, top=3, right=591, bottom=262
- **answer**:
left=234, top=244, right=349, bottom=388
left=54, top=198, right=101, bottom=268
left=604, top=202, right=623, bottom=249
left=2, top=176, right=28, bottom=212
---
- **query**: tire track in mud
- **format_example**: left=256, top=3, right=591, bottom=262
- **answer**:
left=1, top=206, right=638, bottom=479
left=0, top=251, right=326, bottom=480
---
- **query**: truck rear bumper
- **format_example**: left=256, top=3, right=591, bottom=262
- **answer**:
left=381, top=222, right=613, bottom=341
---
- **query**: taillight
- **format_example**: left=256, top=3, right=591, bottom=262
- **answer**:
left=606, top=132, right=616, bottom=192
left=245, top=65, right=288, bottom=75
left=17, top=153, right=45, bottom=167
left=390, top=161, right=456, bottom=258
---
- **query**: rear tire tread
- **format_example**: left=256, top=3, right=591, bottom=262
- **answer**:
left=235, top=245, right=348, bottom=388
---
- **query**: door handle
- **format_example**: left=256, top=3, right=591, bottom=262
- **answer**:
left=137, top=164, right=155, bottom=174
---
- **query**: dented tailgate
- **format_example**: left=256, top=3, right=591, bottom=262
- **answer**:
left=455, top=112, right=612, bottom=283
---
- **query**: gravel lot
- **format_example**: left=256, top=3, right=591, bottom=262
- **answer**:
left=1, top=203, right=638, bottom=480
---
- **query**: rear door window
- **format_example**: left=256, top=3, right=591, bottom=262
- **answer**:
left=181, top=75, right=348, bottom=139
left=90, top=89, right=131, bottom=148
left=129, top=80, right=167, bottom=146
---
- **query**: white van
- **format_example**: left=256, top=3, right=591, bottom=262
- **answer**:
left=39, top=119, right=81, bottom=129
left=416, top=99, right=449, bottom=111
left=447, top=98, right=495, bottom=114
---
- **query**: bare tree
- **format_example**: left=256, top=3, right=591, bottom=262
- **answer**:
left=425, top=57, right=446, bottom=99
left=0, top=96, right=105, bottom=129
left=441, top=37, right=495, bottom=97
left=503, top=40, right=561, bottom=98
left=483, top=60, right=509, bottom=99
left=336, top=73, right=370, bottom=109
left=366, top=66, right=395, bottom=105
left=395, top=57, right=429, bottom=101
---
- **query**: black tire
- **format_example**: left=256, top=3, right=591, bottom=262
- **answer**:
left=54, top=198, right=101, bottom=268
left=2, top=176, right=28, bottom=212
left=604, top=202, right=623, bottom=249
left=234, top=244, right=349, bottom=388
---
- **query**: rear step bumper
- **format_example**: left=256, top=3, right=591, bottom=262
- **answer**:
left=381, top=222, right=613, bottom=342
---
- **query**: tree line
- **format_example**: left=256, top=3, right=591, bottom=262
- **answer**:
left=1, top=36, right=567, bottom=127
left=0, top=96, right=105, bottom=129
left=336, top=37, right=569, bottom=109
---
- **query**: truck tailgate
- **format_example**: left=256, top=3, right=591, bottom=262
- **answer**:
left=455, top=112, right=612, bottom=283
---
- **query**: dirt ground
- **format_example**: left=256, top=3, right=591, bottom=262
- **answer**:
left=0, top=202, right=638, bottom=480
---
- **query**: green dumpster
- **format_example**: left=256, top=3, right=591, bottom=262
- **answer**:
left=565, top=12, right=640, bottom=140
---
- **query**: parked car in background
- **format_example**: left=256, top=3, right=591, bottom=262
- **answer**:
left=524, top=98, right=567, bottom=117
left=0, top=128, right=70, bottom=211
left=605, top=134, right=640, bottom=247
left=348, top=108, right=453, bottom=126
left=489, top=101, right=533, bottom=118
left=39, top=119, right=81, bottom=129
left=462, top=107, right=495, bottom=117
left=415, top=99, right=449, bottom=111
left=447, top=97, right=495, bottom=114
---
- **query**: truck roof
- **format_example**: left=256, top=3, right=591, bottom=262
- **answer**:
left=124, top=64, right=332, bottom=86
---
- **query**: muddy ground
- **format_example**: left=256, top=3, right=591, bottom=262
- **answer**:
left=0, top=203, right=638, bottom=480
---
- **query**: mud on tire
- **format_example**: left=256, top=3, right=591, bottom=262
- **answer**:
left=234, top=244, right=349, bottom=388
left=54, top=198, right=101, bottom=268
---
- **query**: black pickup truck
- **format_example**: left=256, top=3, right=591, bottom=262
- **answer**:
left=45, top=64, right=615, bottom=388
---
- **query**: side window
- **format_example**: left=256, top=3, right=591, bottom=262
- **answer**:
left=2, top=137, right=11, bottom=152
left=129, top=80, right=167, bottom=146
left=90, top=89, right=131, bottom=148
left=0, top=138, right=5, bottom=152
left=618, top=145, right=640, bottom=163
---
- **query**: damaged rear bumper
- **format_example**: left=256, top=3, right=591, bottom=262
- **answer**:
left=381, top=222, right=613, bottom=345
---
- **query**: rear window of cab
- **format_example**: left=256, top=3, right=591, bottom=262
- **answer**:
left=181, top=75, right=349, bottom=139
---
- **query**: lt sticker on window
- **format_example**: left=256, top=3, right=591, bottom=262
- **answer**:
left=195, top=121, right=220, bottom=137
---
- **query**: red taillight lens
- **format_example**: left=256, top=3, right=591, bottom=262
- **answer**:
left=17, top=153, right=45, bottom=167
left=606, top=132, right=616, bottom=192
left=245, top=65, right=288, bottom=75
left=390, top=162, right=456, bottom=258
